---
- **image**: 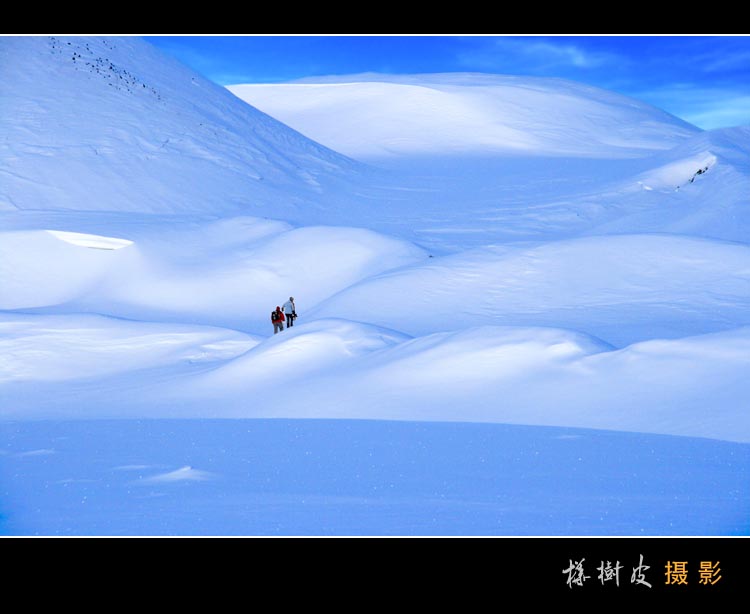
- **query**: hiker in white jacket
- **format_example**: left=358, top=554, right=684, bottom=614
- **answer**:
left=282, top=297, right=296, bottom=327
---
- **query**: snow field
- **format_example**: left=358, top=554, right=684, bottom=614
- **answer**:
left=2, top=419, right=747, bottom=535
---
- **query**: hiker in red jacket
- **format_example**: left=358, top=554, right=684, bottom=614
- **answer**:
left=271, top=306, right=285, bottom=334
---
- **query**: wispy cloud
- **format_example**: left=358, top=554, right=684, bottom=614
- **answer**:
left=634, top=84, right=750, bottom=129
left=15, top=448, right=55, bottom=457
left=456, top=37, right=621, bottom=72
left=685, top=101, right=750, bottom=129
left=514, top=40, right=611, bottom=68
left=696, top=49, right=750, bottom=74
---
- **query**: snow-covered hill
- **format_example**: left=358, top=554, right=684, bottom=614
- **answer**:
left=0, top=37, right=362, bottom=216
left=229, top=73, right=699, bottom=160
left=231, top=75, right=750, bottom=248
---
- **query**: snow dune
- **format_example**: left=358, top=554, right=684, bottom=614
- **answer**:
left=175, top=323, right=750, bottom=443
left=312, top=234, right=750, bottom=346
left=0, top=229, right=129, bottom=310
left=0, top=313, right=256, bottom=383
left=197, top=319, right=409, bottom=387
left=4, top=312, right=749, bottom=443
left=0, top=218, right=427, bottom=330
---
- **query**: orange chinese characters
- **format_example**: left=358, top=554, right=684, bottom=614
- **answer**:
left=699, top=561, right=721, bottom=585
left=665, top=561, right=689, bottom=585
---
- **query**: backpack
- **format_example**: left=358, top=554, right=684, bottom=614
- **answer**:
left=271, top=311, right=280, bottom=323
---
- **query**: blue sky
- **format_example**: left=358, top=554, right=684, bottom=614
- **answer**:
left=145, top=36, right=750, bottom=130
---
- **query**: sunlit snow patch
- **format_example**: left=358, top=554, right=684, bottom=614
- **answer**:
left=136, top=465, right=214, bottom=484
left=46, top=230, right=133, bottom=250
left=637, top=153, right=717, bottom=191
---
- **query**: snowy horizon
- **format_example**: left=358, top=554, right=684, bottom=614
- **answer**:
left=145, top=35, right=750, bottom=131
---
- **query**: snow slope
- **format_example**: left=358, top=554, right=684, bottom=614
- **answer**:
left=228, top=73, right=699, bottom=161
left=311, top=234, right=750, bottom=345
left=0, top=37, right=362, bottom=216
left=588, top=127, right=750, bottom=243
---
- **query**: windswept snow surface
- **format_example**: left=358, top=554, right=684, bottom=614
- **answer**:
left=311, top=234, right=750, bottom=345
left=2, top=38, right=750, bottom=535
left=2, top=419, right=747, bottom=535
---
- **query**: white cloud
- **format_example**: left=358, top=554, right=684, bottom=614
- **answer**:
left=683, top=97, right=750, bottom=129
left=457, top=37, right=618, bottom=71
left=694, top=48, right=750, bottom=74
left=635, top=85, right=750, bottom=129
left=520, top=41, right=608, bottom=68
